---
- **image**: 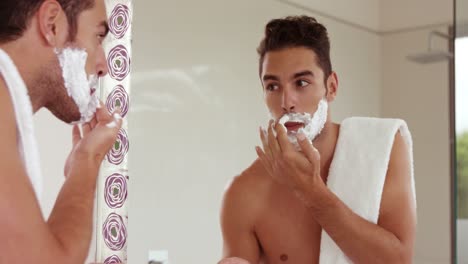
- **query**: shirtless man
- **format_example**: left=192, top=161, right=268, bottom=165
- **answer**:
left=219, top=16, right=416, bottom=264
left=0, top=0, right=121, bottom=263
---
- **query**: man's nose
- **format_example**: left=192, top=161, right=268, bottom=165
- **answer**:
left=281, top=89, right=297, bottom=112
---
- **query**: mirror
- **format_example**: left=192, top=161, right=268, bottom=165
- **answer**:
left=30, top=0, right=456, bottom=263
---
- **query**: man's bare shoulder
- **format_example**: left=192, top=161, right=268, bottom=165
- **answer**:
left=219, top=160, right=268, bottom=264
left=221, top=159, right=272, bottom=218
left=225, top=159, right=272, bottom=198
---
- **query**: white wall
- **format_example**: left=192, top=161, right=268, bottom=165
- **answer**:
left=380, top=0, right=452, bottom=32
left=273, top=0, right=454, bottom=33
left=34, top=111, right=68, bottom=218
left=281, top=0, right=380, bottom=31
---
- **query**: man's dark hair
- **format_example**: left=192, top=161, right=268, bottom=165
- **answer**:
left=257, top=15, right=332, bottom=82
left=0, top=0, right=94, bottom=44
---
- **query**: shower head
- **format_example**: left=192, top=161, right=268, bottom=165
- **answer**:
left=407, top=30, right=453, bottom=64
left=406, top=50, right=453, bottom=64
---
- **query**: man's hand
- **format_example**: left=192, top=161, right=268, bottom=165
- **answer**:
left=64, top=102, right=122, bottom=178
left=255, top=119, right=325, bottom=205
left=46, top=102, right=123, bottom=262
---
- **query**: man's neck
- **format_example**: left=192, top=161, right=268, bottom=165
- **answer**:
left=0, top=39, right=47, bottom=113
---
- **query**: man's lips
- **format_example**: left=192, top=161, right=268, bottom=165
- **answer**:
left=284, top=121, right=304, bottom=132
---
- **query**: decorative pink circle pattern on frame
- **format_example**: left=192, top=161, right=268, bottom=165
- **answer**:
left=106, top=129, right=129, bottom=165
left=106, top=85, right=129, bottom=118
left=104, top=254, right=123, bottom=264
left=103, top=213, right=127, bottom=251
left=100, top=1, right=131, bottom=260
left=104, top=173, right=128, bottom=209
left=107, top=45, right=131, bottom=81
left=108, top=4, right=130, bottom=39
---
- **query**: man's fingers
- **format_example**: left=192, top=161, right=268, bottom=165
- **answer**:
left=82, top=122, right=92, bottom=136
left=267, top=119, right=281, bottom=158
left=297, top=131, right=320, bottom=173
left=72, top=125, right=81, bottom=146
left=256, top=146, right=274, bottom=176
left=275, top=122, right=294, bottom=153
left=89, top=116, right=98, bottom=129
left=89, top=115, right=123, bottom=160
left=96, top=100, right=115, bottom=122
left=105, top=112, right=123, bottom=130
left=259, top=126, right=273, bottom=162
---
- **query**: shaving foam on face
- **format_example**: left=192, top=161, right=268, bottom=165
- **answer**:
left=55, top=48, right=100, bottom=124
left=276, top=98, right=328, bottom=148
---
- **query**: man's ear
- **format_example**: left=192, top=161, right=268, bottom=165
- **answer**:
left=325, top=71, right=338, bottom=102
left=37, top=0, right=68, bottom=46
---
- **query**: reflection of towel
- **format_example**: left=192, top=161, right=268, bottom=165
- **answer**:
left=0, top=48, right=42, bottom=200
left=319, top=117, right=415, bottom=264
left=218, top=257, right=251, bottom=264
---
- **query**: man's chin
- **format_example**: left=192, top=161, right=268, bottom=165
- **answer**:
left=59, top=112, right=82, bottom=125
left=47, top=106, right=82, bottom=125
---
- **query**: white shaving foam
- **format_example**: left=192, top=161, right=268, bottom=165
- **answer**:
left=55, top=48, right=100, bottom=124
left=113, top=113, right=122, bottom=120
left=276, top=98, right=328, bottom=148
left=106, top=120, right=118, bottom=128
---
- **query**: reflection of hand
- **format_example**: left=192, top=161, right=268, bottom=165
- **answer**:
left=218, top=257, right=251, bottom=264
left=64, top=102, right=122, bottom=178
left=255, top=120, right=325, bottom=205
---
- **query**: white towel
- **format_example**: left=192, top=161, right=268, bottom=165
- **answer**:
left=319, top=117, right=415, bottom=264
left=0, top=48, right=42, bottom=200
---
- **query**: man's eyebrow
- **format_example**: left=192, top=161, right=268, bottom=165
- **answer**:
left=292, top=70, right=314, bottom=79
left=262, top=74, right=279, bottom=82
